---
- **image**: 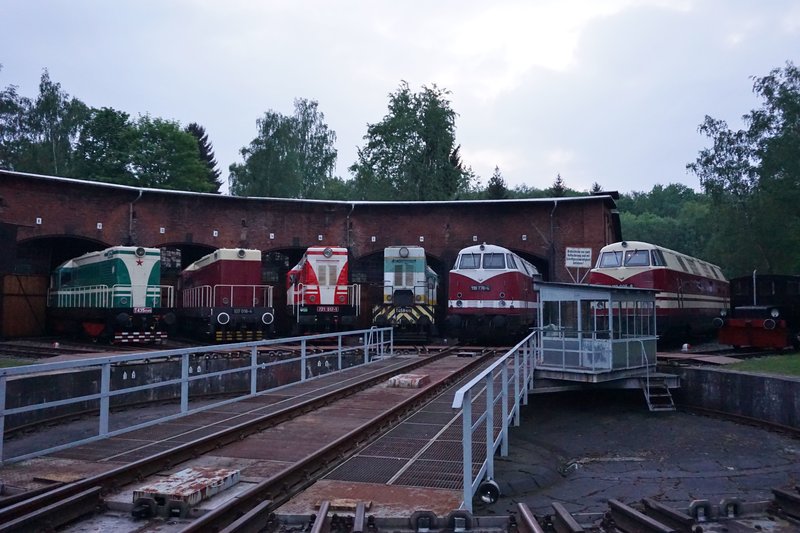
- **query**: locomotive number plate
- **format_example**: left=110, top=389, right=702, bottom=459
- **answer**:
left=470, top=285, right=491, bottom=291
left=133, top=307, right=153, bottom=314
left=233, top=308, right=254, bottom=314
left=317, top=306, right=340, bottom=312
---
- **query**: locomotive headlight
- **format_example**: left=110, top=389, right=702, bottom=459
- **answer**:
left=261, top=312, right=274, bottom=325
left=720, top=310, right=727, bottom=317
left=217, top=312, right=231, bottom=325
left=457, top=292, right=463, bottom=298
left=222, top=297, right=230, bottom=305
left=770, top=308, right=780, bottom=318
left=499, top=292, right=506, bottom=299
left=338, top=295, right=345, bottom=303
left=764, top=318, right=777, bottom=330
left=416, top=295, right=422, bottom=302
left=456, top=300, right=463, bottom=307
left=309, top=295, right=316, bottom=303
left=385, top=295, right=392, bottom=303
left=499, top=300, right=506, bottom=307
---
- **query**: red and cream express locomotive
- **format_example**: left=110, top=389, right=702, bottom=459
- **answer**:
left=178, top=248, right=275, bottom=342
left=588, top=241, right=729, bottom=337
left=447, top=243, right=540, bottom=339
left=287, top=246, right=361, bottom=332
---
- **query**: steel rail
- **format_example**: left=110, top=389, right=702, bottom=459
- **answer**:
left=607, top=499, right=677, bottom=533
left=0, top=346, right=466, bottom=529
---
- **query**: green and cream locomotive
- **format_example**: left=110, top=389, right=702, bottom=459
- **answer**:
left=47, top=246, right=176, bottom=343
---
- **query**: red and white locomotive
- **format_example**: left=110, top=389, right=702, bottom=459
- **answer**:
left=447, top=243, right=540, bottom=341
left=178, top=248, right=275, bottom=342
left=587, top=241, right=729, bottom=338
left=286, top=246, right=361, bottom=333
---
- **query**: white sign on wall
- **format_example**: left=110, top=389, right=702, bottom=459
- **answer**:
left=565, top=247, right=592, bottom=268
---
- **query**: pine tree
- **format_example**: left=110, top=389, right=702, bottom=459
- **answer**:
left=185, top=123, right=222, bottom=193
left=549, top=173, right=566, bottom=197
left=486, top=165, right=508, bottom=199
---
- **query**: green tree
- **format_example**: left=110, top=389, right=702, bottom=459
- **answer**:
left=547, top=173, right=566, bottom=197
left=688, top=61, right=800, bottom=275
left=486, top=165, right=508, bottom=199
left=0, top=69, right=87, bottom=176
left=350, top=81, right=470, bottom=200
left=229, top=98, right=337, bottom=198
left=73, top=107, right=136, bottom=184
left=131, top=115, right=214, bottom=192
left=590, top=182, right=602, bottom=194
left=185, top=123, right=222, bottom=193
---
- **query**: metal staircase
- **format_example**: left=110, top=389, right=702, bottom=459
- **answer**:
left=641, top=376, right=676, bottom=412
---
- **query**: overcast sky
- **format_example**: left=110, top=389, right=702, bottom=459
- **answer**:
left=2, top=1, right=798, bottom=194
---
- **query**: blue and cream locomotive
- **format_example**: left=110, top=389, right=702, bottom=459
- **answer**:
left=372, top=246, right=438, bottom=340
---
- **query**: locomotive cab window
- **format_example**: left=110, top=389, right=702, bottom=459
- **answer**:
left=458, top=253, right=480, bottom=269
left=651, top=249, right=666, bottom=267
left=623, top=250, right=650, bottom=267
left=483, top=253, right=506, bottom=269
left=598, top=251, right=622, bottom=268
left=506, top=254, right=518, bottom=270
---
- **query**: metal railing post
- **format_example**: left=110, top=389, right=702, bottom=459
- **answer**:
left=485, top=374, right=494, bottom=481
left=301, top=339, right=307, bottom=381
left=461, top=390, right=473, bottom=513
left=501, top=362, right=509, bottom=455
left=0, top=375, right=6, bottom=461
left=100, top=362, right=111, bottom=435
left=181, top=354, right=189, bottom=413
left=337, top=334, right=343, bottom=370
left=250, top=346, right=258, bottom=395
left=513, top=351, right=521, bottom=426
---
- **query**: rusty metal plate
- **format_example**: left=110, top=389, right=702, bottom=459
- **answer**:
left=211, top=434, right=322, bottom=461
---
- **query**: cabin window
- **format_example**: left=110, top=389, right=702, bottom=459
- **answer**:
left=651, top=250, right=666, bottom=266
left=686, top=259, right=701, bottom=276
left=675, top=256, right=688, bottom=272
left=624, top=250, right=650, bottom=267
left=459, top=253, right=480, bottom=269
left=483, top=253, right=506, bottom=269
left=394, top=265, right=404, bottom=286
left=598, top=251, right=622, bottom=268
left=506, top=254, right=518, bottom=270
left=319, top=264, right=338, bottom=286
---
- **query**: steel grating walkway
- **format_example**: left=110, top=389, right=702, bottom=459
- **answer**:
left=324, top=365, right=508, bottom=491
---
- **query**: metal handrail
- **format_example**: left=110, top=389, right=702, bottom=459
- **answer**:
left=451, top=330, right=538, bottom=512
left=0, top=327, right=394, bottom=464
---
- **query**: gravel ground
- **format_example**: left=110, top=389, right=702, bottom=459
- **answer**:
left=477, top=389, right=800, bottom=520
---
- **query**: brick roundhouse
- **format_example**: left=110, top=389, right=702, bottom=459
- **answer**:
left=0, top=170, right=621, bottom=337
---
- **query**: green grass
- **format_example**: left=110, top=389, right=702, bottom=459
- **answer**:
left=728, top=352, right=800, bottom=376
left=0, top=357, right=34, bottom=368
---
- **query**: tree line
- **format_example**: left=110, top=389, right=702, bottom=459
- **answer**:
left=2, top=62, right=799, bottom=277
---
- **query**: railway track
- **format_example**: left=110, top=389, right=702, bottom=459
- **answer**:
left=0, top=345, right=494, bottom=532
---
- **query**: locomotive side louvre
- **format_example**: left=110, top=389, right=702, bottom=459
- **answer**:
left=447, top=243, right=540, bottom=341
left=715, top=274, right=800, bottom=349
left=47, top=246, right=176, bottom=343
left=372, top=245, right=438, bottom=339
left=588, top=240, right=729, bottom=337
left=287, top=246, right=360, bottom=332
left=178, top=248, right=275, bottom=342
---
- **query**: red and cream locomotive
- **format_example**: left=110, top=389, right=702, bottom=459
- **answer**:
left=286, top=246, right=361, bottom=333
left=178, top=248, right=275, bottom=342
left=447, top=243, right=541, bottom=341
left=587, top=241, right=729, bottom=338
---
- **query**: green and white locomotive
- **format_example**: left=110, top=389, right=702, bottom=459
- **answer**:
left=47, top=246, right=176, bottom=343
left=372, top=245, right=438, bottom=340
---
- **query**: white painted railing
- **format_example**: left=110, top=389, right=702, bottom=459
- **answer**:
left=0, top=327, right=393, bottom=464
left=450, top=330, right=538, bottom=512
